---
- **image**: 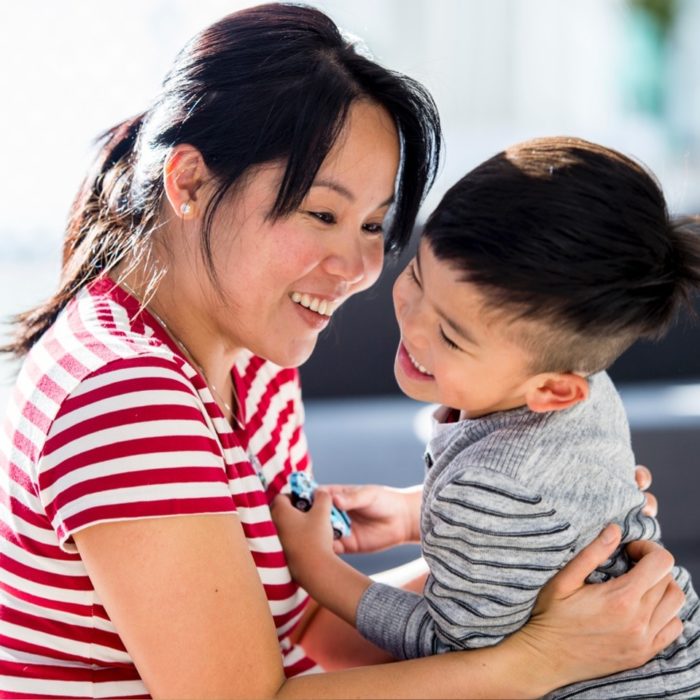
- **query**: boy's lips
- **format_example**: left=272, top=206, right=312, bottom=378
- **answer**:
left=398, top=342, right=434, bottom=380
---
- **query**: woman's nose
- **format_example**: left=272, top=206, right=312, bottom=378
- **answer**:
left=323, top=234, right=371, bottom=286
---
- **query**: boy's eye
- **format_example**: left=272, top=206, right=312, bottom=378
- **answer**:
left=439, top=326, right=461, bottom=351
left=406, top=263, right=421, bottom=286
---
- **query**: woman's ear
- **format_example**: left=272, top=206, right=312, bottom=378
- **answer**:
left=163, top=144, right=208, bottom=220
left=525, top=373, right=589, bottom=413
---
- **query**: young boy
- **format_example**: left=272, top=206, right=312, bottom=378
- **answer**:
left=274, top=137, right=700, bottom=698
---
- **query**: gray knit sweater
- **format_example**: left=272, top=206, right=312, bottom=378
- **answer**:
left=356, top=372, right=700, bottom=698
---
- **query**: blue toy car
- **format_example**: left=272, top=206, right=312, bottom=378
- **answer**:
left=289, top=471, right=351, bottom=540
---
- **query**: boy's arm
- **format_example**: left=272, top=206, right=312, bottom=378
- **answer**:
left=272, top=489, right=433, bottom=654
left=325, top=483, right=423, bottom=553
left=271, top=490, right=374, bottom=624
left=355, top=466, right=579, bottom=659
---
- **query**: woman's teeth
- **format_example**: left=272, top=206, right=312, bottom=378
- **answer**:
left=407, top=348, right=432, bottom=376
left=291, top=292, right=333, bottom=317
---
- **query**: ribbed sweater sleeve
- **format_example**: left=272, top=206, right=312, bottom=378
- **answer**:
left=356, top=467, right=577, bottom=658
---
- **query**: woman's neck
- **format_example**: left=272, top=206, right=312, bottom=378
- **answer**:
left=113, top=268, right=241, bottom=423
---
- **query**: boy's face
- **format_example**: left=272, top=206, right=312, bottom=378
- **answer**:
left=392, top=240, right=537, bottom=418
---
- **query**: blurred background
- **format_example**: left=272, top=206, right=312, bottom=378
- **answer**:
left=1, top=1, right=698, bottom=577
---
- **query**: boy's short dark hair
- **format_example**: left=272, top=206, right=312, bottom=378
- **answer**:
left=424, top=137, right=700, bottom=374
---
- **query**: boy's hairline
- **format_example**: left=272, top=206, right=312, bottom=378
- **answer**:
left=422, top=236, right=637, bottom=377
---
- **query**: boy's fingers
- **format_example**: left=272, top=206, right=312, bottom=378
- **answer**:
left=270, top=493, right=293, bottom=514
left=325, top=485, right=372, bottom=510
left=313, top=489, right=334, bottom=517
left=548, top=524, right=621, bottom=598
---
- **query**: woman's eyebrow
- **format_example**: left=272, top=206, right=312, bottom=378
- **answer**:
left=311, top=179, right=394, bottom=207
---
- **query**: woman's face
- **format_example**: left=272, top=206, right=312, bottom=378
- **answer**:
left=201, top=100, right=400, bottom=368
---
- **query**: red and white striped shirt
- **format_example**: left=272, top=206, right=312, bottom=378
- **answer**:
left=0, top=278, right=319, bottom=698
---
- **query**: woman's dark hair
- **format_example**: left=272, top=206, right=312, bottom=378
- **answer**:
left=424, top=136, right=700, bottom=374
left=6, top=3, right=440, bottom=357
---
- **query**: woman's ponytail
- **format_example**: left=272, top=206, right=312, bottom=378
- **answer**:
left=3, top=112, right=155, bottom=357
left=64, top=113, right=144, bottom=265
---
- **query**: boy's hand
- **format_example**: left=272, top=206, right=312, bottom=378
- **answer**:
left=272, top=491, right=373, bottom=624
left=271, top=490, right=337, bottom=592
left=324, top=484, right=422, bottom=554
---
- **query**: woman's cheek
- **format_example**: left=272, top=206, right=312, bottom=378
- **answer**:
left=362, top=241, right=385, bottom=291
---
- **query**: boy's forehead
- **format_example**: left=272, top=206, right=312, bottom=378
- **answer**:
left=416, top=241, right=495, bottom=332
left=417, top=238, right=542, bottom=349
left=418, top=239, right=497, bottom=313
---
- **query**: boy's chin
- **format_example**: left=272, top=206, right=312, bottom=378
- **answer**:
left=393, top=369, right=430, bottom=403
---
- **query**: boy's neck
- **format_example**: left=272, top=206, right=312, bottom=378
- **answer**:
left=457, top=402, right=528, bottom=422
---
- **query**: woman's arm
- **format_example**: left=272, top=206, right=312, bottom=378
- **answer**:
left=74, top=513, right=286, bottom=698
left=76, top=510, right=683, bottom=699
left=282, top=524, right=683, bottom=699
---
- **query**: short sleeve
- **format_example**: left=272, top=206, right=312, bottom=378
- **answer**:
left=37, top=355, right=236, bottom=551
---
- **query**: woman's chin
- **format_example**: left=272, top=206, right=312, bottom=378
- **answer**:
left=259, top=339, right=319, bottom=369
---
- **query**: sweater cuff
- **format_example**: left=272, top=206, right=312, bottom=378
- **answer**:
left=356, top=581, right=423, bottom=659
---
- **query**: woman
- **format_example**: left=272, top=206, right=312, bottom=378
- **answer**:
left=0, top=4, right=683, bottom=698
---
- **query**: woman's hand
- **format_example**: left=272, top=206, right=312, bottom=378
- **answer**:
left=324, top=484, right=422, bottom=554
left=505, top=524, right=684, bottom=693
left=635, top=464, right=658, bottom=516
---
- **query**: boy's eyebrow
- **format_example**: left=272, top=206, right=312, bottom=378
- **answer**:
left=310, top=178, right=394, bottom=208
left=441, top=313, right=479, bottom=346
left=415, top=247, right=480, bottom=346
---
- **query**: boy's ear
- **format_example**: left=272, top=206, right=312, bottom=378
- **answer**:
left=524, top=373, right=589, bottom=413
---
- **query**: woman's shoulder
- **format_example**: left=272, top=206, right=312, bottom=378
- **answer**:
left=12, top=280, right=193, bottom=437
left=233, top=350, right=301, bottom=397
left=66, top=277, right=177, bottom=361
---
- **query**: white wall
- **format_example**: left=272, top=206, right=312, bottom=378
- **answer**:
left=0, top=0, right=697, bottom=254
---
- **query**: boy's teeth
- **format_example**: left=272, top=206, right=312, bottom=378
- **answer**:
left=291, top=292, right=334, bottom=317
left=408, top=349, right=432, bottom=375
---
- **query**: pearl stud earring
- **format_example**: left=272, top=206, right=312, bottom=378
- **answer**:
left=180, top=201, right=192, bottom=217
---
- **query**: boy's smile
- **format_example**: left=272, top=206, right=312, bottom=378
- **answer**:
left=392, top=240, right=538, bottom=418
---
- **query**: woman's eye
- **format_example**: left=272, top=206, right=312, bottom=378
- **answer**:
left=308, top=211, right=336, bottom=224
left=362, top=223, right=384, bottom=236
left=406, top=263, right=420, bottom=286
left=439, top=326, right=461, bottom=351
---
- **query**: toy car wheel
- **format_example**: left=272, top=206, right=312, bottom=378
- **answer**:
left=295, top=497, right=311, bottom=512
left=332, top=527, right=342, bottom=540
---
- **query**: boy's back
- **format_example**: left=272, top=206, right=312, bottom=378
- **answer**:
left=357, top=372, right=700, bottom=698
